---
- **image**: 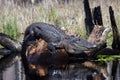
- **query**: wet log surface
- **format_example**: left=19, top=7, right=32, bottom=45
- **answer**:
left=0, top=33, right=21, bottom=52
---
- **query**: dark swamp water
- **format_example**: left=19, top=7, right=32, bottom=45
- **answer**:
left=0, top=55, right=120, bottom=80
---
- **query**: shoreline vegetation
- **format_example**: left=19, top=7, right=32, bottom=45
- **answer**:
left=0, top=0, right=120, bottom=41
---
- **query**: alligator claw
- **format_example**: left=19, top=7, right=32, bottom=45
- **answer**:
left=47, top=43, right=57, bottom=54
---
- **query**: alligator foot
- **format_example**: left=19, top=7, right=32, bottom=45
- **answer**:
left=47, top=42, right=62, bottom=54
left=47, top=43, right=57, bottom=54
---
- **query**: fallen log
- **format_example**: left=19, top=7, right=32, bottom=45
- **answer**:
left=0, top=33, right=21, bottom=69
left=0, top=33, right=21, bottom=52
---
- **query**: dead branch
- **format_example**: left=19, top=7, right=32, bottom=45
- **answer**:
left=109, top=6, right=120, bottom=49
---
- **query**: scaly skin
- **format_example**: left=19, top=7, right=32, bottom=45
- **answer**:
left=24, top=22, right=97, bottom=54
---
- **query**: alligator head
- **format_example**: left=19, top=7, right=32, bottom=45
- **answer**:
left=62, top=37, right=97, bottom=54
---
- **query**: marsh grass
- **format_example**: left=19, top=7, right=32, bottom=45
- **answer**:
left=2, top=17, right=19, bottom=39
left=0, top=0, right=120, bottom=42
left=98, top=55, right=120, bottom=63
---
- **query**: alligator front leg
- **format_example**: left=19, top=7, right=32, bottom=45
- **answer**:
left=47, top=42, right=58, bottom=54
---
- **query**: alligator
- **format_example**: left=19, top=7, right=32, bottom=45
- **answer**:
left=21, top=22, right=97, bottom=79
left=24, top=22, right=97, bottom=54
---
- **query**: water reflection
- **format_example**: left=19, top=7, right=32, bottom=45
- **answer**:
left=0, top=58, right=120, bottom=80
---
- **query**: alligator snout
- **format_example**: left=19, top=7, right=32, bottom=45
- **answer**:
left=75, top=38, right=97, bottom=49
left=87, top=44, right=97, bottom=49
left=65, top=37, right=98, bottom=54
left=82, top=42, right=97, bottom=51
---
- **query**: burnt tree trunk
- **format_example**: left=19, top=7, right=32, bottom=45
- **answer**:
left=109, top=6, right=120, bottom=80
left=83, top=0, right=94, bottom=36
left=93, top=6, right=103, bottom=26
left=109, top=6, right=120, bottom=49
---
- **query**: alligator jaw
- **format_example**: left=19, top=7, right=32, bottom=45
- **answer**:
left=72, top=38, right=97, bottom=52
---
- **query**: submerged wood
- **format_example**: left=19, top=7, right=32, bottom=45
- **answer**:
left=0, top=48, right=11, bottom=56
left=0, top=53, right=20, bottom=70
